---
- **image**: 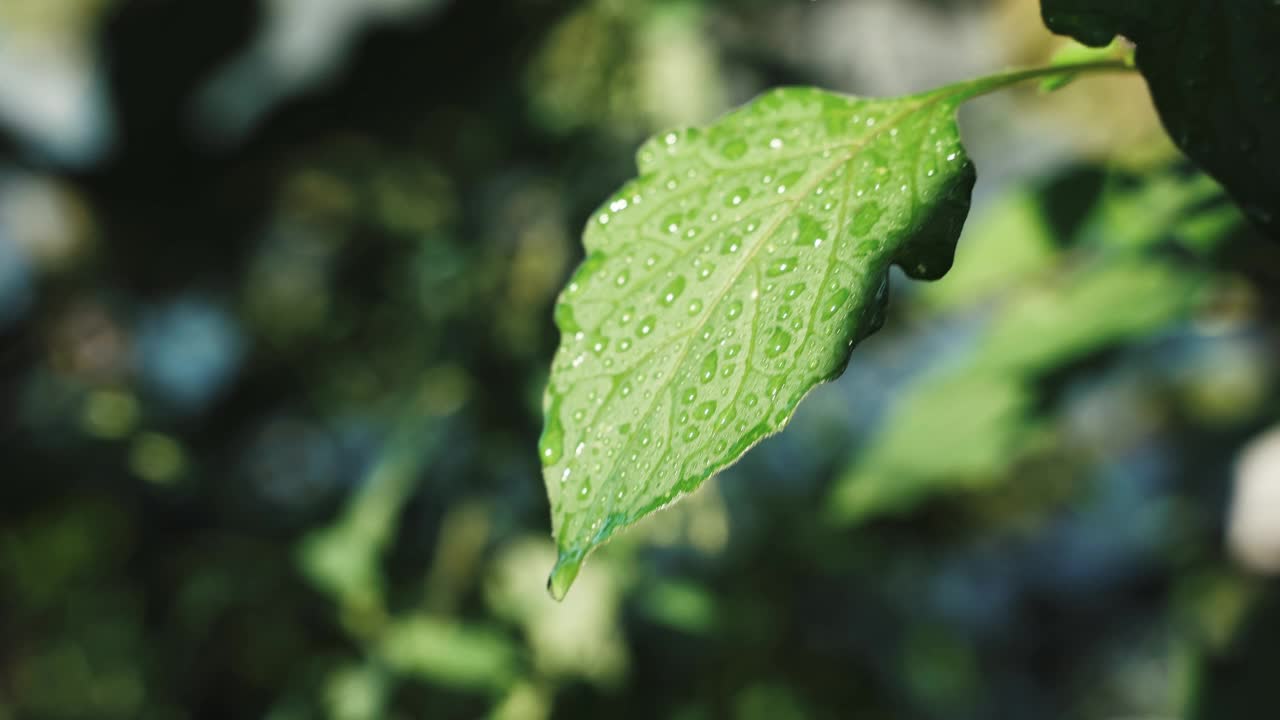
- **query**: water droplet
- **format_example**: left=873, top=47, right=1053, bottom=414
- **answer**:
left=637, top=316, right=656, bottom=336
left=696, top=401, right=717, bottom=420
left=687, top=300, right=703, bottom=315
left=764, top=328, right=792, bottom=357
left=784, top=283, right=805, bottom=300
left=539, top=414, right=564, bottom=466
left=822, top=288, right=851, bottom=320
left=615, top=270, right=630, bottom=287
left=700, top=351, right=718, bottom=383
left=794, top=214, right=826, bottom=248
left=663, top=214, right=682, bottom=234
left=766, top=257, right=798, bottom=277
left=554, top=303, right=580, bottom=333
left=682, top=388, right=697, bottom=404
left=660, top=276, right=686, bottom=306
left=851, top=202, right=883, bottom=237
left=726, top=301, right=743, bottom=319
left=726, top=186, right=750, bottom=207
left=684, top=427, right=700, bottom=442
left=769, top=137, right=783, bottom=149
left=721, top=139, right=748, bottom=160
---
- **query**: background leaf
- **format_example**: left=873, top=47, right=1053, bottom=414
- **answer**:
left=829, top=166, right=1240, bottom=525
left=1040, top=0, right=1280, bottom=238
left=541, top=85, right=977, bottom=597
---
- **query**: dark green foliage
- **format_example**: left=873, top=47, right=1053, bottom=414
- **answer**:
left=1042, top=0, right=1280, bottom=238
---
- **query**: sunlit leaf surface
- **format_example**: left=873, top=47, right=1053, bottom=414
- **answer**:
left=540, top=85, right=979, bottom=597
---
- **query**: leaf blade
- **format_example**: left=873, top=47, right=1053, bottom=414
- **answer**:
left=541, top=85, right=977, bottom=598
left=1041, top=0, right=1280, bottom=238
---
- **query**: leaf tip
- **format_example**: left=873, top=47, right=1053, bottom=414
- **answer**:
left=546, top=547, right=584, bottom=601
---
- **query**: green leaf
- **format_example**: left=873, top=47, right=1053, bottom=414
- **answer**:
left=540, top=84, right=979, bottom=598
left=1040, top=0, right=1280, bottom=238
left=831, top=256, right=1207, bottom=525
left=829, top=167, right=1235, bottom=524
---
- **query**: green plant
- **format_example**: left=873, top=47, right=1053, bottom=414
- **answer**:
left=540, top=0, right=1279, bottom=599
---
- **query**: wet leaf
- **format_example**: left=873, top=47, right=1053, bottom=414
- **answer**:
left=540, top=84, right=978, bottom=597
left=1041, top=0, right=1280, bottom=238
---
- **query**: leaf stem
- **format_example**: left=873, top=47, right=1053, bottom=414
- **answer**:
left=942, top=59, right=1137, bottom=104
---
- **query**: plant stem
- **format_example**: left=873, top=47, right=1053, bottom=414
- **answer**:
left=943, top=59, right=1137, bottom=104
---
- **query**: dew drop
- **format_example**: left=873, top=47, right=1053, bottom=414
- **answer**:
left=721, top=139, right=748, bottom=160
left=766, top=257, right=798, bottom=277
left=700, top=351, right=718, bottom=384
left=554, top=303, right=580, bottom=333
left=660, top=276, right=687, bottom=306
left=850, top=202, right=884, bottom=237
left=764, top=328, right=792, bottom=358
left=822, top=288, right=851, bottom=320
left=637, top=315, right=657, bottom=336
left=539, top=414, right=564, bottom=466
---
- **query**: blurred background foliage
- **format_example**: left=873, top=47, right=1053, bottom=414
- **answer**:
left=0, top=1, right=1278, bottom=719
